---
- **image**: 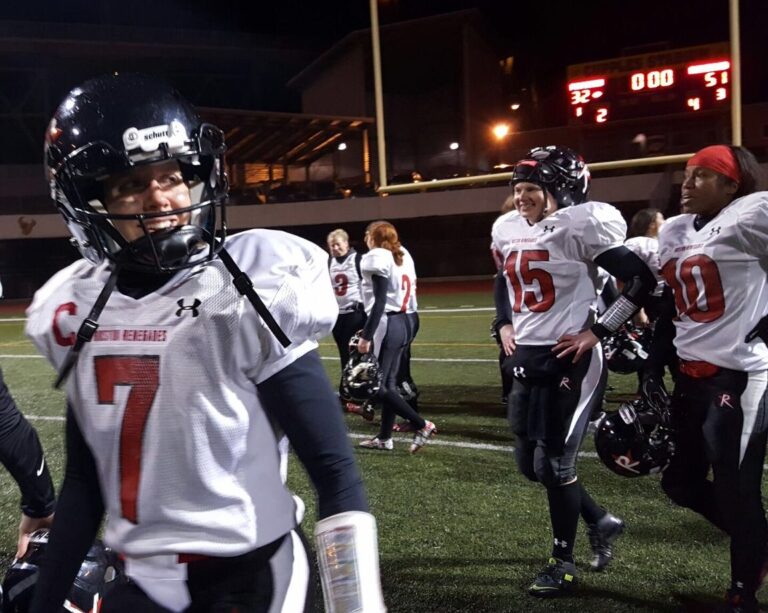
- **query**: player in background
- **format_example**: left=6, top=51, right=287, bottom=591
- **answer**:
left=326, top=228, right=370, bottom=419
left=26, top=74, right=385, bottom=612
left=0, top=277, right=56, bottom=560
left=357, top=221, right=436, bottom=452
left=643, top=144, right=767, bottom=613
left=492, top=146, right=658, bottom=598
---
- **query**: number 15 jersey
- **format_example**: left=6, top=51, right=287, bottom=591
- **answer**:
left=658, top=192, right=768, bottom=371
left=491, top=201, right=626, bottom=345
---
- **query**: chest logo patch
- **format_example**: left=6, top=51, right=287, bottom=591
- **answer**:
left=176, top=298, right=201, bottom=317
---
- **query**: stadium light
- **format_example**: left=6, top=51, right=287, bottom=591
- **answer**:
left=337, top=142, right=348, bottom=151
left=492, top=123, right=510, bottom=141
left=449, top=142, right=459, bottom=150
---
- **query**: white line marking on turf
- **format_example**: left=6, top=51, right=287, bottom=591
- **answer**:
left=18, top=415, right=768, bottom=471
left=0, top=318, right=26, bottom=323
left=0, top=354, right=44, bottom=359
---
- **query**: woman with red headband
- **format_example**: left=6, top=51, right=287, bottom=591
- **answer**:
left=643, top=144, right=766, bottom=612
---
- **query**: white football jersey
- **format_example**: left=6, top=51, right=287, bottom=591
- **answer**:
left=399, top=246, right=418, bottom=314
left=658, top=192, right=768, bottom=371
left=26, top=229, right=338, bottom=558
left=360, top=247, right=412, bottom=314
left=328, top=249, right=363, bottom=312
left=624, top=236, right=662, bottom=281
left=491, top=201, right=626, bottom=344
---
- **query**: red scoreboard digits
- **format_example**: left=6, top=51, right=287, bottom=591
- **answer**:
left=566, top=43, right=731, bottom=124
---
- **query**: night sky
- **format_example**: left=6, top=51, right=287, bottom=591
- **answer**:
left=0, top=0, right=765, bottom=103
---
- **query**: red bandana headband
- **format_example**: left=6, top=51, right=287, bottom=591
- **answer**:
left=687, top=145, right=741, bottom=184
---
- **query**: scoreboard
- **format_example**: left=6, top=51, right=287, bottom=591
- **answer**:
left=566, top=43, right=730, bottom=124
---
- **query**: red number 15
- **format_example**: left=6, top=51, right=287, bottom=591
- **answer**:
left=504, top=250, right=556, bottom=312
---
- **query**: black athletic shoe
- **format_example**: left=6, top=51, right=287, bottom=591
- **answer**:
left=720, top=590, right=761, bottom=613
left=528, top=557, right=577, bottom=598
left=587, top=513, right=625, bottom=571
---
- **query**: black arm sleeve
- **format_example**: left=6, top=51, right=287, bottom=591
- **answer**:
left=360, top=274, right=387, bottom=340
left=493, top=269, right=512, bottom=329
left=257, top=350, right=368, bottom=519
left=0, top=372, right=55, bottom=518
left=29, top=405, right=105, bottom=613
left=591, top=246, right=659, bottom=338
left=594, top=246, right=657, bottom=300
left=643, top=286, right=678, bottom=380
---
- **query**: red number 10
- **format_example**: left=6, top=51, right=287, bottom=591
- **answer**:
left=95, top=355, right=159, bottom=524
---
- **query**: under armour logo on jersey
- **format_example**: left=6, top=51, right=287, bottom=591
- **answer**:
left=718, top=393, right=734, bottom=408
left=559, top=377, right=571, bottom=390
left=176, top=298, right=201, bottom=317
left=709, top=226, right=721, bottom=236
left=543, top=225, right=555, bottom=233
left=512, top=366, right=526, bottom=378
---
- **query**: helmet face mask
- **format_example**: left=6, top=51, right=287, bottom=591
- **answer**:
left=45, top=74, right=228, bottom=273
left=512, top=145, right=590, bottom=207
left=595, top=399, right=675, bottom=478
left=341, top=334, right=383, bottom=402
left=2, top=529, right=125, bottom=612
left=603, top=324, right=651, bottom=374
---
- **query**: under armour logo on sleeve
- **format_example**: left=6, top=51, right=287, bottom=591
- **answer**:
left=176, top=298, right=201, bottom=317
left=709, top=226, right=721, bottom=236
left=543, top=225, right=556, bottom=233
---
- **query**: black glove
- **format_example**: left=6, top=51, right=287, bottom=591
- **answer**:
left=745, top=314, right=768, bottom=345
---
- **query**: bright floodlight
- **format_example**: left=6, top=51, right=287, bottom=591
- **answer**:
left=449, top=142, right=459, bottom=150
left=337, top=142, right=348, bottom=151
left=510, top=103, right=521, bottom=111
left=492, top=123, right=510, bottom=140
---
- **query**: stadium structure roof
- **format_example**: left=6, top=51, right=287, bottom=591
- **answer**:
left=199, top=107, right=373, bottom=167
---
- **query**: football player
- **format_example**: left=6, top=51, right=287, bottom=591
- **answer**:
left=0, top=278, right=55, bottom=560
left=491, top=146, right=658, bottom=597
left=356, top=221, right=436, bottom=452
left=25, top=74, right=385, bottom=612
left=643, top=144, right=767, bottom=613
left=326, top=229, right=367, bottom=413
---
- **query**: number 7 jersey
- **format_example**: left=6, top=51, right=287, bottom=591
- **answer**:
left=658, top=192, right=768, bottom=371
left=491, top=201, right=626, bottom=345
left=25, top=229, right=338, bottom=558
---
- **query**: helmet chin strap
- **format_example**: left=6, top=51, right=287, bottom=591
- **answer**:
left=216, top=245, right=291, bottom=348
left=54, top=265, right=121, bottom=389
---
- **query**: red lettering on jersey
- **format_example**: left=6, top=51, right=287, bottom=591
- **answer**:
left=52, top=302, right=77, bottom=346
left=400, top=274, right=412, bottom=312
left=661, top=254, right=725, bottom=323
left=95, top=355, right=160, bottom=524
left=334, top=273, right=349, bottom=296
left=504, top=250, right=556, bottom=313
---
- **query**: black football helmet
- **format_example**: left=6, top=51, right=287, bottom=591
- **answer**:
left=603, top=324, right=652, bottom=374
left=511, top=145, right=590, bottom=207
left=341, top=334, right=383, bottom=402
left=594, top=398, right=675, bottom=478
left=45, top=73, right=227, bottom=273
left=2, top=529, right=125, bottom=612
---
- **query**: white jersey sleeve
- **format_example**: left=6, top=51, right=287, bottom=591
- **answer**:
left=573, top=201, right=627, bottom=261
left=225, top=229, right=339, bottom=383
left=734, top=192, right=768, bottom=258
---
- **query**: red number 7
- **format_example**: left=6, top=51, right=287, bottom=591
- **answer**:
left=94, top=355, right=160, bottom=524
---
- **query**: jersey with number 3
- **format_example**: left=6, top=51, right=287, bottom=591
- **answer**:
left=25, top=228, right=338, bottom=558
left=491, top=201, right=626, bottom=344
left=658, top=192, right=768, bottom=371
left=360, top=247, right=412, bottom=314
left=328, top=249, right=363, bottom=312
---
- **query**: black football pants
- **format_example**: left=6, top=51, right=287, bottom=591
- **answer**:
left=662, top=368, right=768, bottom=597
